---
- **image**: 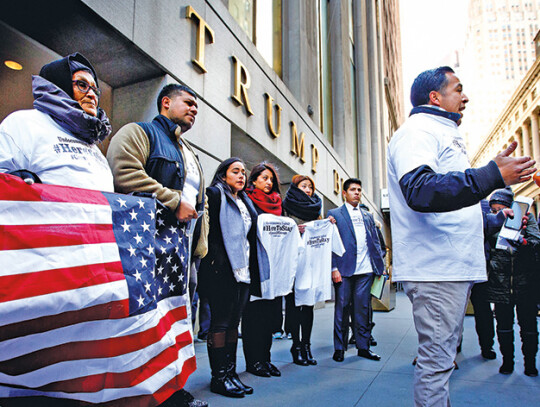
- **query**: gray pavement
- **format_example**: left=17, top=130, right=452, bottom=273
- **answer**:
left=186, top=291, right=540, bottom=407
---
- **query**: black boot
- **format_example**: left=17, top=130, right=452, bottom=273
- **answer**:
left=226, top=343, right=253, bottom=394
left=522, top=331, right=538, bottom=377
left=290, top=343, right=308, bottom=366
left=208, top=346, right=244, bottom=398
left=302, top=342, right=317, bottom=365
left=497, top=329, right=514, bottom=374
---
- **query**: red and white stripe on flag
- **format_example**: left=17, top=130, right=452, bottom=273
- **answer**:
left=0, top=174, right=196, bottom=406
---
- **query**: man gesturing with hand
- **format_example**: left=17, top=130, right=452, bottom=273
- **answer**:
left=387, top=66, right=535, bottom=407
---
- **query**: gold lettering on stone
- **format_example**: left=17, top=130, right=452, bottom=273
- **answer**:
left=290, top=121, right=306, bottom=163
left=231, top=56, right=254, bottom=116
left=265, top=93, right=282, bottom=138
left=186, top=5, right=215, bottom=73
left=333, top=169, right=340, bottom=195
left=311, top=144, right=319, bottom=173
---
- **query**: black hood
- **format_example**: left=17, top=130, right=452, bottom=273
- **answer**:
left=38, top=52, right=98, bottom=99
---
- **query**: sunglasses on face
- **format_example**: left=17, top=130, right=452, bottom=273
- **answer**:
left=72, top=80, right=101, bottom=97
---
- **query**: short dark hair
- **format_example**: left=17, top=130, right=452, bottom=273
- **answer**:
left=156, top=84, right=197, bottom=113
left=343, top=178, right=362, bottom=192
left=410, top=66, right=455, bottom=107
left=210, top=157, right=246, bottom=193
left=248, top=162, right=281, bottom=195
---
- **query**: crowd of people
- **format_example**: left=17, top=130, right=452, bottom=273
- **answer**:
left=0, top=53, right=386, bottom=407
left=0, top=53, right=538, bottom=407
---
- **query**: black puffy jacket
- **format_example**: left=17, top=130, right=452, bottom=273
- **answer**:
left=484, top=213, right=540, bottom=304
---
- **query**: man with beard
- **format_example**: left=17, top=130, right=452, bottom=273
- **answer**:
left=107, top=84, right=207, bottom=407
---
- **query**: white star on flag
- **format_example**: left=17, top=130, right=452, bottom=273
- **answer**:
left=141, top=221, right=151, bottom=232
left=121, top=221, right=131, bottom=232
left=137, top=295, right=145, bottom=307
left=133, top=234, right=143, bottom=244
left=117, top=198, right=127, bottom=207
left=133, top=270, right=142, bottom=281
left=137, top=199, right=145, bottom=209
left=129, top=209, right=138, bottom=220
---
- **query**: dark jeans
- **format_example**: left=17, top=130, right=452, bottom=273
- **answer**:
left=242, top=297, right=281, bottom=365
left=208, top=282, right=250, bottom=333
left=285, top=292, right=314, bottom=345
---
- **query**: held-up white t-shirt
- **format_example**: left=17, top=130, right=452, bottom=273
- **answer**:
left=251, top=214, right=301, bottom=301
left=387, top=112, right=486, bottom=282
left=295, top=219, right=345, bottom=306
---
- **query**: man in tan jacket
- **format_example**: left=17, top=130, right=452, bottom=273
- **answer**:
left=107, top=83, right=208, bottom=407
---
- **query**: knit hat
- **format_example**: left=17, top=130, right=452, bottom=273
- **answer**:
left=489, top=187, right=514, bottom=208
left=39, top=53, right=98, bottom=99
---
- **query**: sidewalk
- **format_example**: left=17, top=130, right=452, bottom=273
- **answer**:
left=186, top=291, right=540, bottom=407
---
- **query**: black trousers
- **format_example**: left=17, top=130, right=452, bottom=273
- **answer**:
left=208, top=282, right=250, bottom=333
left=242, top=297, right=281, bottom=366
left=495, top=299, right=539, bottom=338
left=285, top=292, right=314, bottom=345
left=470, top=283, right=495, bottom=350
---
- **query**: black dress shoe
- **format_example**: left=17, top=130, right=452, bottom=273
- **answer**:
left=370, top=336, right=377, bottom=347
left=348, top=335, right=356, bottom=345
left=481, top=348, right=496, bottom=360
left=357, top=349, right=381, bottom=361
left=265, top=362, right=281, bottom=376
left=332, top=350, right=345, bottom=362
left=246, top=362, right=271, bottom=377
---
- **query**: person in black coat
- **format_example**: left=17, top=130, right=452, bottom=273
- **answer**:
left=484, top=188, right=540, bottom=377
left=198, top=158, right=260, bottom=398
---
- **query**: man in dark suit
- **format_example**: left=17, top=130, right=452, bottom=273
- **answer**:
left=328, top=178, right=385, bottom=362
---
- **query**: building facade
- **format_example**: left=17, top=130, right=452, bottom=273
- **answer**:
left=0, top=0, right=403, bottom=221
left=459, top=0, right=540, bottom=154
left=471, top=31, right=540, bottom=215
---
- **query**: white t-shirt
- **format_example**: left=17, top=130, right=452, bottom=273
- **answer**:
left=180, top=141, right=200, bottom=209
left=295, top=219, right=345, bottom=306
left=345, top=202, right=373, bottom=275
left=0, top=109, right=113, bottom=191
left=233, top=198, right=252, bottom=284
left=251, top=214, right=301, bottom=301
left=387, top=112, right=486, bottom=282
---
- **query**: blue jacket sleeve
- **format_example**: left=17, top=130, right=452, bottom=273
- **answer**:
left=399, top=160, right=505, bottom=213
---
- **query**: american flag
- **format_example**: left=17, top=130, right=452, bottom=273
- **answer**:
left=0, top=173, right=196, bottom=406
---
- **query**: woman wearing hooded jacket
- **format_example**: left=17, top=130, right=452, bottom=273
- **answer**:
left=0, top=52, right=113, bottom=191
left=241, top=162, right=284, bottom=378
left=283, top=175, right=325, bottom=366
left=198, top=158, right=260, bottom=398
left=485, top=188, right=540, bottom=377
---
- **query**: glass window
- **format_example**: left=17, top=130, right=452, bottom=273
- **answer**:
left=229, top=0, right=282, bottom=76
left=228, top=0, right=254, bottom=39
left=255, top=0, right=282, bottom=76
left=318, top=0, right=333, bottom=144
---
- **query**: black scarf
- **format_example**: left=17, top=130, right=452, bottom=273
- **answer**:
left=32, top=75, right=112, bottom=144
left=282, top=183, right=322, bottom=221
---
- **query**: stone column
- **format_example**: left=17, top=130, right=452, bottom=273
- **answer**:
left=530, top=112, right=540, bottom=161
left=521, top=126, right=531, bottom=157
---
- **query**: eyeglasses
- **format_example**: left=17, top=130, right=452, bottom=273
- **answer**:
left=72, top=80, right=101, bottom=97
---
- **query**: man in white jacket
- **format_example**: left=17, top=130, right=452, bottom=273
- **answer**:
left=387, top=66, right=536, bottom=407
